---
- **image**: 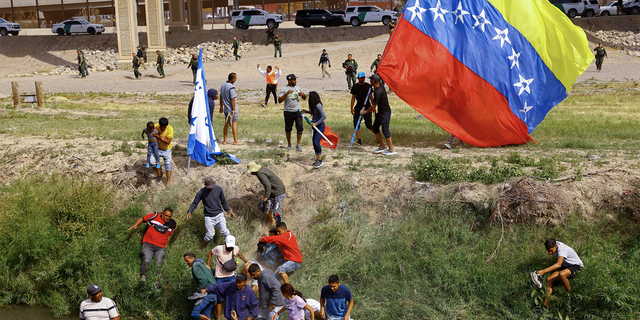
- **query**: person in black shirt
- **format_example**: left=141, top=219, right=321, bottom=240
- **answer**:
left=360, top=74, right=395, bottom=155
left=350, top=72, right=373, bottom=146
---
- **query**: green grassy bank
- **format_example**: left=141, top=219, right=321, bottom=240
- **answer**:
left=0, top=174, right=638, bottom=319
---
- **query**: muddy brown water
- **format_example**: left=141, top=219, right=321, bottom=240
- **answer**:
left=0, top=305, right=78, bottom=320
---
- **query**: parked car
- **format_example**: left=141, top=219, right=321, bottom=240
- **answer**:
left=295, top=9, right=344, bottom=27
left=0, top=17, right=21, bottom=36
left=623, top=0, right=640, bottom=14
left=343, top=5, right=399, bottom=26
left=583, top=0, right=600, bottom=16
left=51, top=19, right=104, bottom=35
left=229, top=9, right=283, bottom=29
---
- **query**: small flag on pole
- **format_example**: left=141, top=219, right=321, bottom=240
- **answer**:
left=320, top=126, right=339, bottom=149
left=187, top=47, right=240, bottom=166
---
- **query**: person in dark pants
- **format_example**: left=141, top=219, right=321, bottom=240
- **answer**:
left=302, top=92, right=327, bottom=169
left=279, top=74, right=307, bottom=150
left=184, top=252, right=216, bottom=320
left=342, top=54, right=358, bottom=90
left=137, top=45, right=147, bottom=70
left=617, top=0, right=624, bottom=14
left=248, top=264, right=285, bottom=320
left=274, top=35, right=282, bottom=58
left=188, top=54, right=198, bottom=85
left=266, top=27, right=275, bottom=45
left=594, top=43, right=607, bottom=72
left=350, top=71, right=373, bottom=146
left=127, top=208, right=176, bottom=284
left=233, top=37, right=241, bottom=61
left=258, top=64, right=281, bottom=107
left=132, top=53, right=142, bottom=79
left=361, top=74, right=395, bottom=155
left=77, top=49, right=88, bottom=78
left=156, top=50, right=165, bottom=78
left=204, top=273, right=258, bottom=320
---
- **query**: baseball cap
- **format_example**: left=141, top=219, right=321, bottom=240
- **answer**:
left=236, top=273, right=247, bottom=282
left=204, top=177, right=215, bottom=188
left=87, top=284, right=102, bottom=295
left=357, top=71, right=365, bottom=78
left=369, top=74, right=381, bottom=82
left=286, top=74, right=296, bottom=80
left=225, top=235, right=236, bottom=248
left=247, top=162, right=262, bottom=174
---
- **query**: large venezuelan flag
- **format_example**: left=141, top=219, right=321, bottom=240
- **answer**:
left=378, top=0, right=593, bottom=147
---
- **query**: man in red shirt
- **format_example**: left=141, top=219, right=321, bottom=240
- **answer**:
left=127, top=208, right=176, bottom=283
left=259, top=222, right=302, bottom=284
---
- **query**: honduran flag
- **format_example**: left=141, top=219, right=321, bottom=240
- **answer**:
left=378, top=0, right=593, bottom=147
left=187, top=47, right=240, bottom=165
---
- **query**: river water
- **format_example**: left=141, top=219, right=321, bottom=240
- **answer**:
left=0, top=305, right=78, bottom=320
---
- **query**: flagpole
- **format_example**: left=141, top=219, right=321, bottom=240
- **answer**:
left=348, top=87, right=372, bottom=155
left=187, top=157, right=191, bottom=175
left=297, top=110, right=334, bottom=147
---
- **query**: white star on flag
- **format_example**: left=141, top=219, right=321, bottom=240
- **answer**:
left=514, top=74, right=534, bottom=95
left=407, top=0, right=428, bottom=22
left=472, top=9, right=491, bottom=32
left=520, top=102, right=533, bottom=120
left=429, top=0, right=449, bottom=22
left=451, top=2, right=470, bottom=24
left=507, top=49, right=521, bottom=69
left=492, top=27, right=511, bottom=47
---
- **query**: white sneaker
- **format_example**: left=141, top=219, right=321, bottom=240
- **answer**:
left=373, top=147, right=386, bottom=154
left=383, top=150, right=397, bottom=155
left=444, top=143, right=452, bottom=149
left=530, top=271, right=543, bottom=289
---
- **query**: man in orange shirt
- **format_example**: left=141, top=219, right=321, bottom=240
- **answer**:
left=258, top=64, right=282, bottom=108
left=259, top=222, right=301, bottom=284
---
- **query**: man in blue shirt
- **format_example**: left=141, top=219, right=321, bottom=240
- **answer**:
left=205, top=273, right=258, bottom=320
left=320, top=275, right=354, bottom=320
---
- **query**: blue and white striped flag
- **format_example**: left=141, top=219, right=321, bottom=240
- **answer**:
left=187, top=47, right=231, bottom=166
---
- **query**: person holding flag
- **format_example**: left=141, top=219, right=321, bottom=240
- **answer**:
left=361, top=74, right=395, bottom=155
left=301, top=92, right=328, bottom=169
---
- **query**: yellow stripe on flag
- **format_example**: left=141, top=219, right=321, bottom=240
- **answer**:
left=487, top=0, right=593, bottom=92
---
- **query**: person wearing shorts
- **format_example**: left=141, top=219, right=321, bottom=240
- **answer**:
left=530, top=238, right=584, bottom=309
left=186, top=177, right=235, bottom=249
left=220, top=73, right=242, bottom=145
left=259, top=222, right=302, bottom=284
left=152, top=117, right=174, bottom=185
left=360, top=74, right=395, bottom=156
left=247, top=162, right=286, bottom=224
left=279, top=74, right=307, bottom=151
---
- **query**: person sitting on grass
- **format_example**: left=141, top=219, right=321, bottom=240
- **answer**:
left=530, top=238, right=584, bottom=309
left=301, top=91, right=327, bottom=169
left=183, top=252, right=217, bottom=320
left=259, top=222, right=302, bottom=284
left=271, top=283, right=315, bottom=320
left=141, top=121, right=161, bottom=169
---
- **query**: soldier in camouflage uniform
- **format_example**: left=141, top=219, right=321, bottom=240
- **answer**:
left=132, top=53, right=142, bottom=79
left=77, top=48, right=88, bottom=78
left=342, top=54, right=358, bottom=90
left=594, top=43, right=607, bottom=72
left=370, top=54, right=386, bottom=89
left=266, top=27, right=275, bottom=45
left=156, top=50, right=165, bottom=78
left=274, top=35, right=282, bottom=58
left=233, top=37, right=241, bottom=61
left=187, top=54, right=198, bottom=85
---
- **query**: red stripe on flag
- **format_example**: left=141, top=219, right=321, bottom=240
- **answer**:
left=320, top=125, right=339, bottom=149
left=378, top=18, right=533, bottom=147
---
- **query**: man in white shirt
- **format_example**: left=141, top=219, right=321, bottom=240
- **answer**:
left=79, top=284, right=120, bottom=320
left=257, top=64, right=281, bottom=108
left=530, top=238, right=584, bottom=309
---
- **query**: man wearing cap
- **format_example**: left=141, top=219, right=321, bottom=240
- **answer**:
left=205, top=273, right=259, bottom=320
left=77, top=49, right=88, bottom=78
left=156, top=50, right=165, bottom=78
left=361, top=74, right=396, bottom=155
left=350, top=72, right=373, bottom=146
left=274, top=35, right=282, bottom=58
left=187, top=177, right=235, bottom=249
left=127, top=208, right=176, bottom=283
left=80, top=284, right=120, bottom=320
left=318, top=49, right=331, bottom=79
left=247, top=162, right=286, bottom=224
left=184, top=251, right=217, bottom=320
left=248, top=264, right=284, bottom=320
left=342, top=54, right=358, bottom=90
left=278, top=74, right=307, bottom=151
left=207, top=235, right=249, bottom=320
left=257, top=64, right=281, bottom=108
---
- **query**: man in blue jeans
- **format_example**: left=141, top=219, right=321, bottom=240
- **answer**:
left=184, top=252, right=217, bottom=320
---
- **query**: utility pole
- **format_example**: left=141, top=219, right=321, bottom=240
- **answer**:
left=86, top=0, right=90, bottom=22
left=36, top=0, right=40, bottom=28
left=61, top=0, right=65, bottom=21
